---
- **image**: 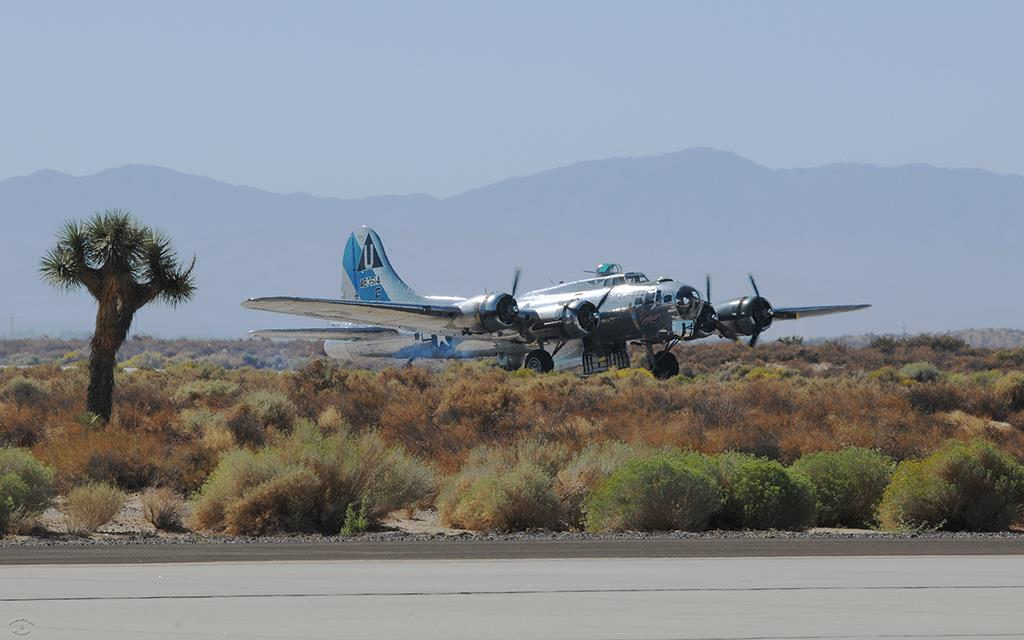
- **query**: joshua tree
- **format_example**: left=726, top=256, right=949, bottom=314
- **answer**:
left=40, top=210, right=195, bottom=421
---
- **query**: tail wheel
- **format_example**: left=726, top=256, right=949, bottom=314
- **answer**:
left=524, top=349, right=555, bottom=373
left=651, top=351, right=679, bottom=379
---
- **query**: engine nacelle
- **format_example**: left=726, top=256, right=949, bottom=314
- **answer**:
left=715, top=296, right=774, bottom=337
left=674, top=285, right=703, bottom=319
left=463, top=292, right=519, bottom=333
left=561, top=299, right=600, bottom=338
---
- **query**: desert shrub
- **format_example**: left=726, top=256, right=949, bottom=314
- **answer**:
left=37, top=422, right=214, bottom=493
left=0, top=448, right=55, bottom=533
left=237, top=390, right=298, bottom=433
left=120, top=351, right=168, bottom=370
left=906, top=382, right=964, bottom=414
left=995, top=372, right=1024, bottom=413
left=555, top=441, right=650, bottom=528
left=905, top=334, right=969, bottom=353
left=584, top=454, right=722, bottom=532
left=224, top=466, right=322, bottom=535
left=64, top=482, right=126, bottom=535
left=438, top=440, right=569, bottom=531
left=713, top=453, right=817, bottom=530
left=177, top=408, right=228, bottom=438
left=141, top=487, right=187, bottom=531
left=190, top=425, right=433, bottom=535
left=441, top=461, right=559, bottom=531
left=744, top=366, right=797, bottom=381
left=189, top=449, right=286, bottom=531
left=173, top=379, right=241, bottom=408
left=791, top=447, right=895, bottom=527
left=0, top=404, right=46, bottom=447
left=225, top=404, right=267, bottom=447
left=868, top=366, right=902, bottom=385
left=899, top=362, right=942, bottom=383
left=2, top=377, right=50, bottom=407
left=870, top=335, right=901, bottom=353
left=877, top=439, right=1024, bottom=531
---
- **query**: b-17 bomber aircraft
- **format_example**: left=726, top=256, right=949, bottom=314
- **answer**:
left=243, top=227, right=870, bottom=378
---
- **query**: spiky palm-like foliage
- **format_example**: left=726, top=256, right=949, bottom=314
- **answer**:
left=40, top=210, right=195, bottom=421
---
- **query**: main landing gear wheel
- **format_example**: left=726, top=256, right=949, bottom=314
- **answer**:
left=524, top=349, right=555, bottom=373
left=651, top=351, right=679, bottom=379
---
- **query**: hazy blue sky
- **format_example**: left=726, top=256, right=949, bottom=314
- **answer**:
left=3, top=1, right=1021, bottom=198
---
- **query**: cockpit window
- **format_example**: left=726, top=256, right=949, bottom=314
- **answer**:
left=625, top=272, right=649, bottom=284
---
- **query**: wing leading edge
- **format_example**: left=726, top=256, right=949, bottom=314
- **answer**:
left=242, top=296, right=462, bottom=332
left=772, top=304, right=871, bottom=320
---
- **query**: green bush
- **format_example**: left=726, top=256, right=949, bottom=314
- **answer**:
left=341, top=502, right=370, bottom=534
left=438, top=440, right=568, bottom=532
left=995, top=372, right=1024, bottom=413
left=177, top=408, right=228, bottom=437
left=189, top=449, right=286, bottom=530
left=0, top=448, right=55, bottom=533
left=555, top=441, right=650, bottom=529
left=190, top=424, right=433, bottom=535
left=235, top=390, right=298, bottom=433
left=899, top=361, right=942, bottom=383
left=877, top=439, right=1024, bottom=531
left=713, top=453, right=817, bottom=530
left=868, top=366, right=902, bottom=385
left=791, top=447, right=895, bottom=527
left=120, top=351, right=168, bottom=370
left=584, top=454, right=722, bottom=533
left=173, top=379, right=241, bottom=408
left=2, top=377, right=50, bottom=407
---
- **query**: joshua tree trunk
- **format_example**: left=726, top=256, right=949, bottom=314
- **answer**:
left=86, top=282, right=137, bottom=422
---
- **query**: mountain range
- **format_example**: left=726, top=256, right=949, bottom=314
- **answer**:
left=2, top=148, right=1021, bottom=338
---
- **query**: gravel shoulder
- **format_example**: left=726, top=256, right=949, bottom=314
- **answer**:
left=3, top=530, right=1024, bottom=565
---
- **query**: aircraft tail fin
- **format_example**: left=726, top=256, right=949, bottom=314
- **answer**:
left=341, top=227, right=422, bottom=303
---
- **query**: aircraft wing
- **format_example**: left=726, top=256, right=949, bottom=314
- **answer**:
left=242, top=296, right=462, bottom=332
left=773, top=304, right=871, bottom=320
left=249, top=326, right=399, bottom=340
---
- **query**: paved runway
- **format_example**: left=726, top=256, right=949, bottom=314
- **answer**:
left=2, top=555, right=1023, bottom=639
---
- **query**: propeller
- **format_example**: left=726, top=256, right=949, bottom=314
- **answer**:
left=511, top=267, right=522, bottom=298
left=748, top=273, right=760, bottom=298
left=746, top=273, right=773, bottom=347
left=705, top=273, right=712, bottom=303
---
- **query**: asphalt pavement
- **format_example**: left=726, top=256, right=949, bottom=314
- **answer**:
left=2, top=554, right=1023, bottom=639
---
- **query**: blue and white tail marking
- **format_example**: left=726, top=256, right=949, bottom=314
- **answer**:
left=341, top=227, right=423, bottom=304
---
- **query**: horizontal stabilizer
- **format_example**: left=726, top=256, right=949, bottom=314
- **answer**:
left=249, top=326, right=398, bottom=341
left=773, top=304, right=871, bottom=320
